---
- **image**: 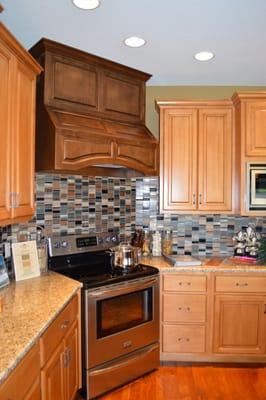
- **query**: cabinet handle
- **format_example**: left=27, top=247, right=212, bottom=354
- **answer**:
left=178, top=282, right=191, bottom=286
left=178, top=306, right=191, bottom=311
left=264, top=305, right=266, bottom=314
left=68, top=348, right=72, bottom=365
left=177, top=337, right=190, bottom=342
left=192, top=194, right=196, bottom=205
left=60, top=319, right=70, bottom=329
left=9, top=192, right=16, bottom=208
left=63, top=349, right=68, bottom=368
left=235, top=282, right=248, bottom=287
left=199, top=194, right=202, bottom=205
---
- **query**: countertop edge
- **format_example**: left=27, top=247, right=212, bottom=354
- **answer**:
left=0, top=276, right=82, bottom=385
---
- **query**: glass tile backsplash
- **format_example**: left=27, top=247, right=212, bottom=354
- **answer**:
left=0, top=174, right=265, bottom=260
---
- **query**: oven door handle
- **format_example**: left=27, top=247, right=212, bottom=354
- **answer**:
left=87, top=276, right=158, bottom=298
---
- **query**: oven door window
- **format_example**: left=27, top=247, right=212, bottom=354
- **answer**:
left=97, top=288, right=153, bottom=338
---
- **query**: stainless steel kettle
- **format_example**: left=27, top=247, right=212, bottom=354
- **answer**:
left=109, top=242, right=139, bottom=270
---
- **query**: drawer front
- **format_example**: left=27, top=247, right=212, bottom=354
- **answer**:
left=0, top=342, right=40, bottom=399
left=163, top=274, right=207, bottom=292
left=40, top=294, right=78, bottom=366
left=163, top=294, right=206, bottom=323
left=215, top=276, right=266, bottom=293
left=163, top=325, right=205, bottom=353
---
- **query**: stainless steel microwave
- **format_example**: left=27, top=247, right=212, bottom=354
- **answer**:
left=247, top=163, right=266, bottom=211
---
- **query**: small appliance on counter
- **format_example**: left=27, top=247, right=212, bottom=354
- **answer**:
left=47, top=232, right=159, bottom=400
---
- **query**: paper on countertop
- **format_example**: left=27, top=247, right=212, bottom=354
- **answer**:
left=163, top=254, right=202, bottom=267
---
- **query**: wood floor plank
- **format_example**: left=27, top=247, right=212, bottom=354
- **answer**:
left=98, top=366, right=266, bottom=400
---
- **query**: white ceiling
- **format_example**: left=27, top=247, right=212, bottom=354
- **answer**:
left=1, top=0, right=266, bottom=85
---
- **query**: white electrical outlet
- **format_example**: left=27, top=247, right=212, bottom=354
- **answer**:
left=4, top=243, right=11, bottom=258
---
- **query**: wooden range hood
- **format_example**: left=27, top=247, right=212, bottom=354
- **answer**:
left=30, top=38, right=159, bottom=177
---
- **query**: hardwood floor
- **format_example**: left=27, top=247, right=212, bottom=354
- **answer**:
left=97, top=365, right=266, bottom=400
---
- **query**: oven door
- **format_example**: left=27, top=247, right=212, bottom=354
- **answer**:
left=84, top=275, right=159, bottom=368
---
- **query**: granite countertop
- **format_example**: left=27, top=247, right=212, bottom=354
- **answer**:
left=0, top=271, right=82, bottom=384
left=141, top=256, right=266, bottom=273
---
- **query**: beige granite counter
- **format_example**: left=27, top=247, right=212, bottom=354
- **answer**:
left=0, top=271, right=81, bottom=384
left=141, top=256, right=266, bottom=273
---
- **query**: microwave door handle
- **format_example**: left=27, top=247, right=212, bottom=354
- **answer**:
left=88, top=276, right=158, bottom=299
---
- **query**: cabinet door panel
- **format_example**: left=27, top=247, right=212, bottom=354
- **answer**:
left=12, top=59, right=36, bottom=219
left=213, top=295, right=265, bottom=354
left=46, top=54, right=98, bottom=114
left=41, top=342, right=65, bottom=400
left=161, top=109, right=197, bottom=211
left=198, top=108, right=232, bottom=211
left=65, top=320, right=80, bottom=400
left=101, top=71, right=144, bottom=123
left=0, top=40, right=13, bottom=221
left=246, top=101, right=266, bottom=156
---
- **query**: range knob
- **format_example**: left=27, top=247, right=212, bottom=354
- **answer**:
left=111, top=235, right=118, bottom=243
left=54, top=241, right=61, bottom=249
left=98, top=237, right=104, bottom=245
left=61, top=240, right=68, bottom=248
left=105, top=236, right=111, bottom=243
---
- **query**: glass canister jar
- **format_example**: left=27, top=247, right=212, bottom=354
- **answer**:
left=162, top=230, right=173, bottom=255
left=36, top=226, right=48, bottom=273
left=152, top=231, right=162, bottom=256
left=142, top=230, right=151, bottom=257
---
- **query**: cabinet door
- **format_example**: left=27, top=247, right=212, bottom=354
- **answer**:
left=245, top=101, right=266, bottom=156
left=41, top=342, right=65, bottom=400
left=160, top=108, right=197, bottom=211
left=11, top=59, right=36, bottom=219
left=213, top=295, right=266, bottom=355
left=65, top=320, right=80, bottom=400
left=0, top=40, right=13, bottom=221
left=24, top=377, right=41, bottom=400
left=198, top=108, right=233, bottom=211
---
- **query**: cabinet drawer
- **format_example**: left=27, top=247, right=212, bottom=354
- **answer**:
left=163, top=325, right=205, bottom=353
left=0, top=342, right=40, bottom=399
left=163, top=274, right=206, bottom=292
left=163, top=294, right=206, bottom=323
left=40, top=294, right=78, bottom=366
left=215, top=276, right=266, bottom=293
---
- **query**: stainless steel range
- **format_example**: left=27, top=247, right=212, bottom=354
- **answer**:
left=48, top=232, right=159, bottom=399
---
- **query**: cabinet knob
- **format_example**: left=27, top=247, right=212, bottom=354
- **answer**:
left=177, top=337, right=190, bottom=342
left=60, top=319, right=70, bottom=329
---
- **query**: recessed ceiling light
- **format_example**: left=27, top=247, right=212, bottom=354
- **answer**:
left=124, top=36, right=146, bottom=48
left=72, top=0, right=100, bottom=10
left=194, top=51, right=214, bottom=61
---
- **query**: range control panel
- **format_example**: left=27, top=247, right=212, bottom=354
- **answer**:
left=48, top=232, right=119, bottom=257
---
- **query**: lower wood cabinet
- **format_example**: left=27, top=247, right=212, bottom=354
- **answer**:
left=0, top=343, right=41, bottom=400
left=41, top=294, right=80, bottom=400
left=0, top=292, right=80, bottom=400
left=213, top=295, right=266, bottom=355
left=160, top=271, right=266, bottom=362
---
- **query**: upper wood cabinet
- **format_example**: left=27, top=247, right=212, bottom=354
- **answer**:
left=232, top=92, right=266, bottom=216
left=29, top=38, right=158, bottom=177
left=157, top=101, right=234, bottom=213
left=0, top=22, right=42, bottom=226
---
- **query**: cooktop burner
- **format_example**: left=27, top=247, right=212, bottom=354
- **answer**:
left=47, top=233, right=158, bottom=289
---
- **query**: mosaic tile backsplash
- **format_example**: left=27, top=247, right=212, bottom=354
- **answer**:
left=0, top=174, right=266, bottom=261
left=135, top=177, right=266, bottom=257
